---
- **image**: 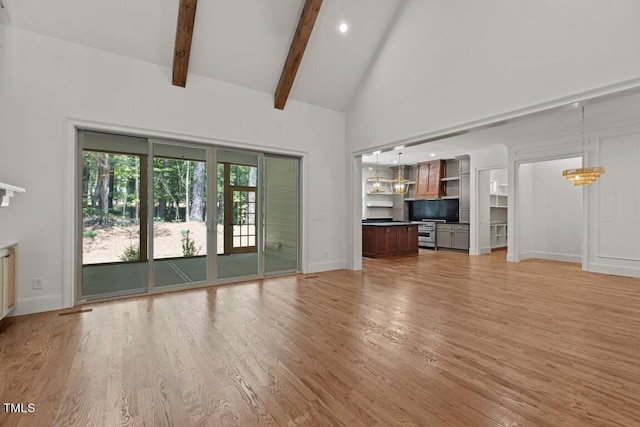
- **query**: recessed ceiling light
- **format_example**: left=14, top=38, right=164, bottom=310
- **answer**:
left=393, top=160, right=398, bottom=164
left=430, top=153, right=436, bottom=157
left=372, top=150, right=381, bottom=155
left=339, top=22, right=348, bottom=33
left=394, top=145, right=404, bottom=150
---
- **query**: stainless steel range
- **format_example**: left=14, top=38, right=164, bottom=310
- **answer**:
left=414, top=219, right=446, bottom=248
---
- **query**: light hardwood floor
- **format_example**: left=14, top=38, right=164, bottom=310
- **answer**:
left=2, top=250, right=640, bottom=426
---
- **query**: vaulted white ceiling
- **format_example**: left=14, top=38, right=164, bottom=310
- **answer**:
left=0, top=0, right=404, bottom=111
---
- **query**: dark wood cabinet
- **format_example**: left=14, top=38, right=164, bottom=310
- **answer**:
left=397, top=224, right=418, bottom=252
left=362, top=224, right=418, bottom=258
left=376, top=226, right=396, bottom=256
left=415, top=160, right=445, bottom=199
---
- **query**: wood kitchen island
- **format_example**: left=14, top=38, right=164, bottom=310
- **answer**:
left=362, top=222, right=418, bottom=258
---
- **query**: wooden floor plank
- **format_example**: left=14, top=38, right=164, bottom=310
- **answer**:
left=1, top=250, right=640, bottom=426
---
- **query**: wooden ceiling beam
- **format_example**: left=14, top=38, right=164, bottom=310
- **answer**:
left=172, top=0, right=198, bottom=87
left=274, top=0, right=323, bottom=110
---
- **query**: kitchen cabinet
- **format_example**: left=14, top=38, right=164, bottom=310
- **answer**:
left=396, top=224, right=419, bottom=252
left=440, top=156, right=471, bottom=221
left=436, top=223, right=469, bottom=251
left=442, top=159, right=461, bottom=198
left=0, top=244, right=16, bottom=320
left=362, top=223, right=418, bottom=258
left=415, top=160, right=445, bottom=199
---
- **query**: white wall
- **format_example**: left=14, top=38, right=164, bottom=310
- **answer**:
left=0, top=25, right=348, bottom=315
left=517, top=163, right=534, bottom=257
left=347, top=0, right=640, bottom=154
left=589, top=129, right=640, bottom=277
left=518, top=158, right=583, bottom=263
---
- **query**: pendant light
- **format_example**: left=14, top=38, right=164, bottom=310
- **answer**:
left=391, top=152, right=410, bottom=194
left=562, top=104, right=605, bottom=186
left=366, top=154, right=389, bottom=193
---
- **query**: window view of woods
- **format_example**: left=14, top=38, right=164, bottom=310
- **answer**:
left=217, top=162, right=258, bottom=254
left=82, top=151, right=207, bottom=264
left=78, top=138, right=297, bottom=296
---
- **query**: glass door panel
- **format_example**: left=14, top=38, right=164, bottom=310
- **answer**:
left=81, top=149, right=149, bottom=298
left=231, top=189, right=257, bottom=253
left=216, top=150, right=260, bottom=280
left=264, top=155, right=299, bottom=274
left=152, top=143, right=208, bottom=288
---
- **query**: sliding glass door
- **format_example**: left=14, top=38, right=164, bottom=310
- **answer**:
left=152, top=143, right=208, bottom=288
left=79, top=132, right=150, bottom=298
left=216, top=149, right=260, bottom=281
left=79, top=133, right=211, bottom=300
left=264, top=155, right=299, bottom=275
left=78, top=130, right=300, bottom=302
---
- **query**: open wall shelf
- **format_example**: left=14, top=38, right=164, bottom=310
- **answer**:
left=0, top=182, right=26, bottom=208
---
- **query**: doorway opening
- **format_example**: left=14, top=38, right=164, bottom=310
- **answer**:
left=515, top=157, right=583, bottom=263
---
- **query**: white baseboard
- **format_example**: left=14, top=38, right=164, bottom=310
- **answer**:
left=529, top=251, right=581, bottom=264
left=518, top=251, right=534, bottom=261
left=306, top=260, right=349, bottom=274
left=516, top=251, right=580, bottom=264
left=342, top=260, right=361, bottom=271
left=469, top=247, right=492, bottom=256
left=587, top=262, right=640, bottom=279
left=12, top=294, right=63, bottom=316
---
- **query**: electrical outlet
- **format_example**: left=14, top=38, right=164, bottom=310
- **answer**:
left=33, top=277, right=44, bottom=290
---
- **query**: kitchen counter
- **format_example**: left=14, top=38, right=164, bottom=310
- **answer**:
left=362, top=223, right=418, bottom=258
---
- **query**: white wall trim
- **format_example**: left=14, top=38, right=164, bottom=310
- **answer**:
left=300, top=154, right=309, bottom=274
left=527, top=251, right=582, bottom=264
left=62, top=120, right=78, bottom=309
left=13, top=294, right=63, bottom=316
left=350, top=156, right=363, bottom=271
left=518, top=251, right=534, bottom=261
left=597, top=254, right=640, bottom=262
left=469, top=247, right=492, bottom=256
left=307, top=260, right=350, bottom=274
left=587, top=263, right=640, bottom=279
